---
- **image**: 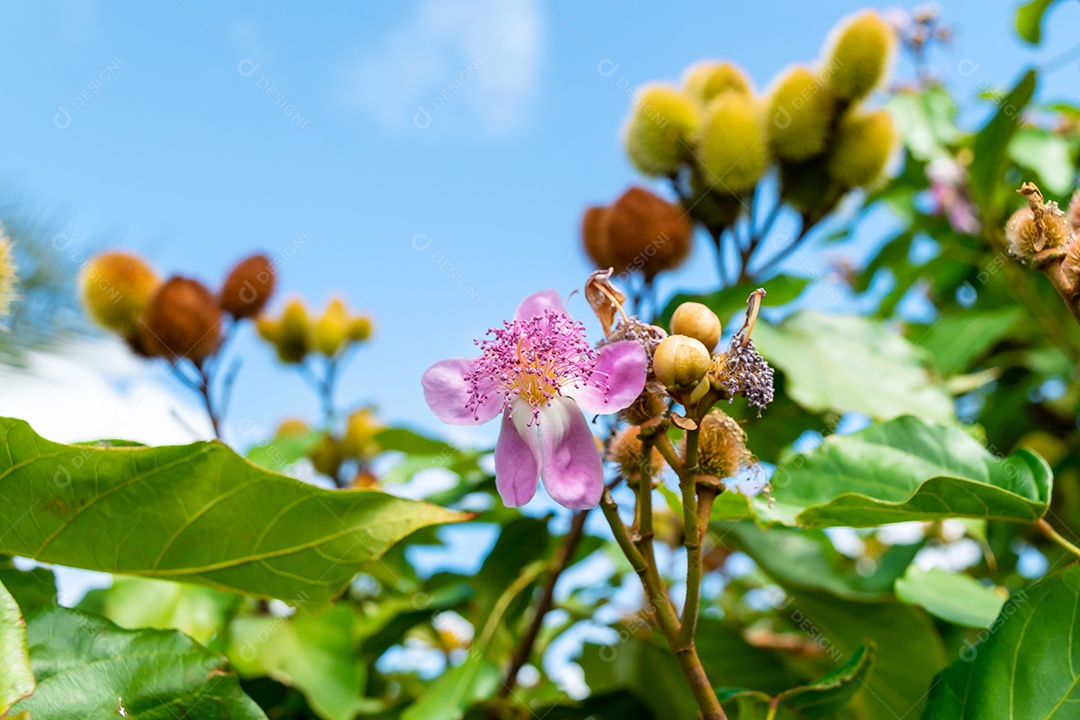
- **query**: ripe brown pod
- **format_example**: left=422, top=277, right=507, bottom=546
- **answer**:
left=581, top=205, right=614, bottom=270
left=140, top=276, right=223, bottom=362
left=605, top=187, right=693, bottom=280
left=219, top=253, right=275, bottom=319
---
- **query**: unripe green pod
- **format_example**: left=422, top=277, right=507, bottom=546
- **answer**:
left=823, top=10, right=895, bottom=101
left=313, top=297, right=349, bottom=357
left=80, top=251, right=161, bottom=337
left=767, top=64, right=836, bottom=161
left=653, top=334, right=712, bottom=391
left=827, top=109, right=896, bottom=189
left=779, top=157, right=843, bottom=221
left=682, top=60, right=752, bottom=105
left=694, top=92, right=770, bottom=194
left=671, top=302, right=722, bottom=352
left=624, top=84, right=699, bottom=177
left=347, top=315, right=373, bottom=342
left=276, top=298, right=311, bottom=364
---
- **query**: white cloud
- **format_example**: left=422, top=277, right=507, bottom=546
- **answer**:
left=337, top=0, right=543, bottom=138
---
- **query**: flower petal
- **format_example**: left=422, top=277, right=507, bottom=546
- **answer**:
left=515, top=289, right=567, bottom=321
left=421, top=358, right=500, bottom=425
left=495, top=409, right=540, bottom=506
left=537, top=397, right=604, bottom=509
left=565, top=340, right=648, bottom=415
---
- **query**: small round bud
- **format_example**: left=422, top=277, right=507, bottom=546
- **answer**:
left=274, top=417, right=309, bottom=439
left=219, top=253, right=275, bottom=319
left=606, top=427, right=663, bottom=482
left=308, top=434, right=343, bottom=478
left=313, top=298, right=349, bottom=357
left=276, top=298, right=311, bottom=364
left=140, top=276, right=221, bottom=362
left=624, top=83, right=699, bottom=177
left=682, top=60, right=753, bottom=105
left=823, top=10, right=895, bottom=101
left=80, top=251, right=160, bottom=337
left=767, top=64, right=836, bottom=161
left=694, top=91, right=770, bottom=194
left=347, top=315, right=373, bottom=342
left=581, top=205, right=615, bottom=270
left=694, top=408, right=752, bottom=480
left=342, top=408, right=382, bottom=459
left=653, top=334, right=712, bottom=391
left=827, top=109, right=896, bottom=189
left=671, top=302, right=722, bottom=352
left=604, top=187, right=693, bottom=279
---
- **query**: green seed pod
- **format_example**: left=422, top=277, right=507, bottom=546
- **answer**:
left=823, top=10, right=895, bottom=101
left=827, top=109, right=896, bottom=189
left=682, top=60, right=752, bottom=105
left=313, top=297, right=349, bottom=357
left=671, top=302, right=722, bottom=352
left=80, top=251, right=161, bottom=337
left=347, top=315, right=373, bottom=342
left=275, top=298, right=311, bottom=364
left=767, top=64, right=836, bottom=161
left=694, top=91, right=770, bottom=194
left=653, top=334, right=712, bottom=391
left=624, top=83, right=699, bottom=177
left=779, top=157, right=843, bottom=221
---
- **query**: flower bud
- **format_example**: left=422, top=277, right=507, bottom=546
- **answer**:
left=219, top=253, right=275, bottom=319
left=682, top=60, right=753, bottom=104
left=80, top=251, right=160, bottom=337
left=767, top=64, right=836, bottom=161
left=670, top=302, right=722, bottom=352
left=581, top=205, right=615, bottom=270
left=694, top=91, right=770, bottom=194
left=823, top=10, right=895, bottom=101
left=624, top=84, right=699, bottom=177
left=342, top=408, right=382, bottom=459
left=606, top=426, right=663, bottom=482
left=653, top=334, right=712, bottom=391
left=139, top=276, right=221, bottom=362
left=604, top=187, right=693, bottom=279
left=275, top=298, right=311, bottom=364
left=313, top=298, right=349, bottom=357
left=348, top=315, right=373, bottom=342
left=694, top=408, right=752, bottom=480
left=827, top=109, right=896, bottom=189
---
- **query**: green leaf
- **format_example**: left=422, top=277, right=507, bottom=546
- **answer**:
left=0, top=566, right=57, bottom=615
left=10, top=606, right=266, bottom=719
left=969, top=70, right=1037, bottom=217
left=753, top=312, right=955, bottom=423
left=0, top=578, right=34, bottom=714
left=577, top=637, right=698, bottom=720
left=922, top=562, right=1080, bottom=718
left=400, top=651, right=501, bottom=720
left=375, top=427, right=455, bottom=455
left=1016, top=0, right=1059, bottom=44
left=1008, top=128, right=1075, bottom=196
left=758, top=416, right=1051, bottom=528
left=0, top=417, right=471, bottom=608
left=915, top=308, right=1025, bottom=376
left=245, top=429, right=322, bottom=473
left=888, top=87, right=961, bottom=161
left=894, top=567, right=1005, bottom=628
left=656, top=276, right=810, bottom=329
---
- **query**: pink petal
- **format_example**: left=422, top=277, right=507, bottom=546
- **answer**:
left=494, top=409, right=540, bottom=506
left=515, top=289, right=567, bottom=321
left=537, top=397, right=604, bottom=509
left=421, top=358, right=501, bottom=426
left=565, top=341, right=647, bottom=415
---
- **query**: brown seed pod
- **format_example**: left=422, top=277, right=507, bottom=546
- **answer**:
left=604, top=187, right=693, bottom=280
left=606, top=426, right=663, bottom=481
left=219, top=253, right=275, bottom=319
left=581, top=205, right=615, bottom=270
left=694, top=408, right=752, bottom=480
left=139, top=276, right=222, bottom=362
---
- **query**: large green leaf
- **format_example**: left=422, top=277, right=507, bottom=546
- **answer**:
left=753, top=312, right=955, bottom=423
left=895, top=567, right=1005, bottom=629
left=743, top=415, right=1051, bottom=528
left=577, top=637, right=698, bottom=720
left=915, top=308, right=1024, bottom=376
left=0, top=578, right=34, bottom=713
left=0, top=417, right=470, bottom=608
left=10, top=606, right=266, bottom=719
left=922, top=562, right=1080, bottom=719
left=888, top=87, right=960, bottom=162
left=1016, top=0, right=1061, bottom=44
left=1008, top=128, right=1075, bottom=196
left=0, top=565, right=57, bottom=615
left=400, top=652, right=502, bottom=720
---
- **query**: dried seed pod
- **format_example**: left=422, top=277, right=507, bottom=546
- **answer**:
left=709, top=333, right=775, bottom=414
left=219, top=253, right=275, bottom=319
left=622, top=385, right=668, bottom=425
left=606, top=426, right=663, bottom=482
left=823, top=10, right=895, bottom=101
left=80, top=251, right=160, bottom=337
left=1063, top=237, right=1080, bottom=286
left=140, top=276, right=222, bottom=362
left=1068, top=189, right=1080, bottom=231
left=581, top=205, right=615, bottom=271
left=624, top=83, right=699, bottom=176
left=671, top=302, right=722, bottom=352
left=682, top=60, right=753, bottom=104
left=694, top=91, right=770, bottom=194
left=604, top=187, right=693, bottom=279
left=694, top=408, right=752, bottom=480
left=654, top=334, right=712, bottom=391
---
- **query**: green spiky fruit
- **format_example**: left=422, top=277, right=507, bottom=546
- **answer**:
left=767, top=64, right=836, bottom=161
left=682, top=60, right=752, bottom=104
left=80, top=251, right=160, bottom=337
left=823, top=10, right=895, bottom=101
left=779, top=157, right=843, bottom=222
left=826, top=109, right=896, bottom=189
left=694, top=92, right=770, bottom=194
left=624, top=84, right=699, bottom=177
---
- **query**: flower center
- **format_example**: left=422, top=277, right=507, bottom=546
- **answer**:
left=466, top=310, right=602, bottom=422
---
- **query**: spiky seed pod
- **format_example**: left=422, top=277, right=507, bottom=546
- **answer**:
left=308, top=434, right=343, bottom=478
left=1068, top=189, right=1080, bottom=231
left=347, top=315, right=373, bottom=342
left=622, top=385, right=668, bottom=425
left=139, top=276, right=222, bottom=362
left=1006, top=204, right=1072, bottom=260
left=767, top=64, right=836, bottom=161
left=342, top=408, right=382, bottom=459
left=779, top=157, right=843, bottom=221
left=1063, top=238, right=1080, bottom=287
left=80, top=251, right=160, bottom=337
left=274, top=417, right=310, bottom=439
left=604, top=187, right=694, bottom=279
left=823, top=10, right=895, bottom=101
left=219, top=253, right=275, bottom=319
left=581, top=205, right=615, bottom=270
left=671, top=302, right=722, bottom=352
left=0, top=232, right=17, bottom=325
left=694, top=91, right=771, bottom=194
left=827, top=109, right=896, bottom=189
left=1044, top=202, right=1075, bottom=249
left=313, top=298, right=349, bottom=357
left=687, top=170, right=744, bottom=230
left=653, top=334, right=712, bottom=391
left=277, top=298, right=311, bottom=364
left=606, top=426, right=663, bottom=482
left=624, top=83, right=699, bottom=177
left=693, top=408, right=752, bottom=480
left=682, top=60, right=753, bottom=104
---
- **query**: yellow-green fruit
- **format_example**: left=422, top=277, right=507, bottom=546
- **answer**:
left=313, top=298, right=349, bottom=356
left=624, top=84, right=699, bottom=177
left=823, top=10, right=895, bottom=100
left=274, top=417, right=309, bottom=439
left=653, top=334, right=711, bottom=391
left=277, top=298, right=311, bottom=364
left=80, top=251, right=160, bottom=337
left=342, top=408, right=382, bottom=459
left=767, top=64, right=836, bottom=161
left=827, top=109, right=896, bottom=189
left=671, top=302, right=722, bottom=352
left=694, top=92, right=770, bottom=194
left=347, top=315, right=373, bottom=342
left=683, top=60, right=752, bottom=104
left=309, top=434, right=343, bottom=477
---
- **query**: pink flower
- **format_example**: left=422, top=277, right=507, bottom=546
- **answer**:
left=422, top=290, right=647, bottom=509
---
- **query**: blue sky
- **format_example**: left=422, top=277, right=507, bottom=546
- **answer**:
left=1, top=0, right=1078, bottom=446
